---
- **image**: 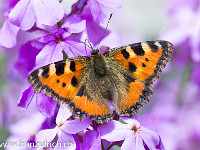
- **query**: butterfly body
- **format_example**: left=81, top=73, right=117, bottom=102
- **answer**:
left=28, top=40, right=173, bottom=124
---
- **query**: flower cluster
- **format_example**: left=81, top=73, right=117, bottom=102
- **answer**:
left=0, top=0, right=164, bottom=150
left=1, top=0, right=200, bottom=150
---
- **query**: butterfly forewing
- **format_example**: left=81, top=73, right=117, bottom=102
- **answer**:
left=104, top=40, right=173, bottom=116
left=28, top=57, right=113, bottom=124
left=28, top=58, right=89, bottom=102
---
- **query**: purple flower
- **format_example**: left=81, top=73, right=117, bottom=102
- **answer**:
left=70, top=0, right=123, bottom=47
left=9, top=0, right=20, bottom=9
left=98, top=116, right=164, bottom=150
left=18, top=86, right=57, bottom=117
left=36, top=104, right=91, bottom=149
left=8, top=0, right=64, bottom=30
left=86, top=20, right=110, bottom=47
left=0, top=16, right=19, bottom=48
left=35, top=15, right=87, bottom=67
left=35, top=93, right=57, bottom=118
left=82, top=130, right=101, bottom=150
left=75, top=6, right=110, bottom=47
left=73, top=0, right=122, bottom=24
left=88, top=0, right=122, bottom=24
left=15, top=41, right=41, bottom=78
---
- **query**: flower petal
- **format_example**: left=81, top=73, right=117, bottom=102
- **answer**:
left=96, top=0, right=122, bottom=8
left=62, top=38, right=87, bottom=58
left=87, top=21, right=110, bottom=46
left=82, top=130, right=101, bottom=150
left=36, top=128, right=58, bottom=143
left=36, top=93, right=57, bottom=117
left=9, top=0, right=36, bottom=30
left=9, top=0, right=20, bottom=9
left=56, top=104, right=72, bottom=125
left=88, top=0, right=106, bottom=24
left=140, top=127, right=159, bottom=150
left=35, top=41, right=62, bottom=68
left=15, top=41, right=41, bottom=78
left=35, top=33, right=56, bottom=44
left=17, top=86, right=35, bottom=109
left=61, top=117, right=91, bottom=134
left=98, top=120, right=130, bottom=142
left=121, top=134, right=145, bottom=150
left=120, top=115, right=138, bottom=125
left=0, top=18, right=19, bottom=48
left=33, top=0, right=64, bottom=26
left=54, top=130, right=76, bottom=150
left=62, top=16, right=86, bottom=34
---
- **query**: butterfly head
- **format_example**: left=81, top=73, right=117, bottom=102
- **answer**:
left=91, top=49, right=99, bottom=56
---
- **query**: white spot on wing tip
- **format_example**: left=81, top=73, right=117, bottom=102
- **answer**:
left=49, top=64, right=56, bottom=75
left=155, top=41, right=162, bottom=48
left=38, top=69, right=43, bottom=77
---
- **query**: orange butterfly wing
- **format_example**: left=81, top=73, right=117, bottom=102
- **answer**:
left=28, top=57, right=112, bottom=124
left=104, top=40, right=173, bottom=116
left=29, top=58, right=86, bottom=102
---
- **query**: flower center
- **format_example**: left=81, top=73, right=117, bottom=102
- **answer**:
left=57, top=122, right=64, bottom=128
left=56, top=36, right=63, bottom=43
left=131, top=125, right=139, bottom=133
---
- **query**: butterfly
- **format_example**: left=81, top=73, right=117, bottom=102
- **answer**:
left=28, top=40, right=173, bottom=124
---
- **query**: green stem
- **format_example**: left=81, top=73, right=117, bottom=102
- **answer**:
left=36, top=27, right=52, bottom=34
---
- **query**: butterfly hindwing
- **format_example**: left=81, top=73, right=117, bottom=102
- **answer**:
left=71, top=69, right=113, bottom=124
left=105, top=40, right=173, bottom=116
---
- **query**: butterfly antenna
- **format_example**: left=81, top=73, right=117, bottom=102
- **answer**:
left=97, top=13, right=113, bottom=50
left=62, top=27, right=92, bottom=50
left=85, top=39, right=94, bottom=50
left=84, top=39, right=88, bottom=56
left=69, top=47, right=78, bottom=57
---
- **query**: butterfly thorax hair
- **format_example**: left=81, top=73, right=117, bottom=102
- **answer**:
left=90, top=49, right=113, bottom=100
left=91, top=49, right=106, bottom=76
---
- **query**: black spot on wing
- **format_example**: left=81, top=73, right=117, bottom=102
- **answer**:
left=142, top=63, right=146, bottom=67
left=145, top=58, right=149, bottom=62
left=147, top=41, right=159, bottom=52
left=71, top=76, right=78, bottom=87
left=62, top=82, right=66, bottom=87
left=55, top=62, right=65, bottom=76
left=129, top=62, right=137, bottom=73
left=121, top=49, right=130, bottom=59
left=70, top=61, right=76, bottom=72
left=130, top=43, right=145, bottom=56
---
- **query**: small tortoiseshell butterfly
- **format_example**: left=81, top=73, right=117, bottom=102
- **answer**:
left=28, top=40, right=173, bottom=124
